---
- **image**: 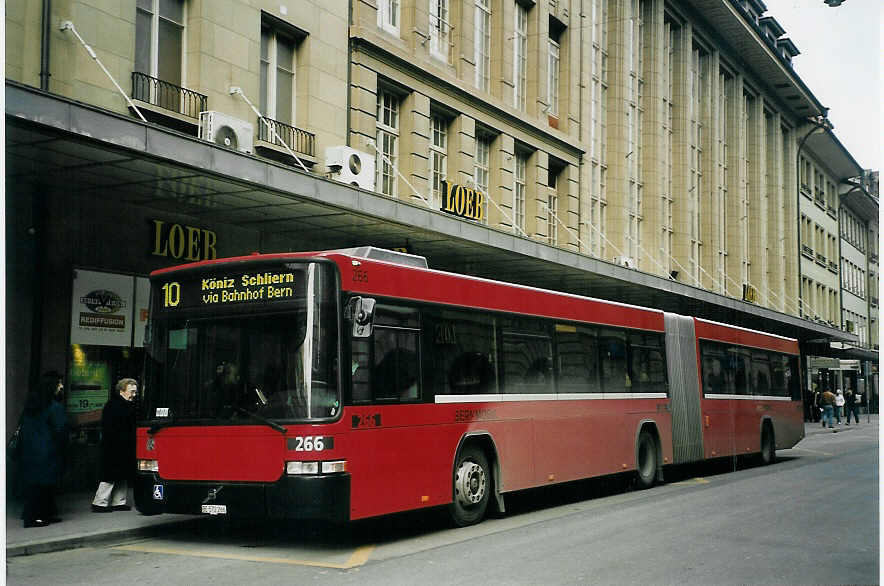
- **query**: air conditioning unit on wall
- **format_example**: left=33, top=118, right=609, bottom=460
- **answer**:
left=199, top=111, right=254, bottom=154
left=613, top=256, right=635, bottom=269
left=325, top=146, right=375, bottom=191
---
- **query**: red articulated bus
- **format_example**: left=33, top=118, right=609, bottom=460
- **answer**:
left=135, top=247, right=805, bottom=525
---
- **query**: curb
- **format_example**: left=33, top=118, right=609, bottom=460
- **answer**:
left=6, top=518, right=202, bottom=558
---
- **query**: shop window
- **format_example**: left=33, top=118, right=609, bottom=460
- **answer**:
left=68, top=270, right=150, bottom=432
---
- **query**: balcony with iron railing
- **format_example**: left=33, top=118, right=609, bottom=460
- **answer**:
left=255, top=117, right=316, bottom=165
left=130, top=72, right=207, bottom=133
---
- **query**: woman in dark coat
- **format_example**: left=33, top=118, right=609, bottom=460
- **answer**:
left=19, top=371, right=67, bottom=527
left=92, top=378, right=137, bottom=512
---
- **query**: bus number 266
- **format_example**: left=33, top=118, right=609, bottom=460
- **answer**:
left=290, top=436, right=332, bottom=452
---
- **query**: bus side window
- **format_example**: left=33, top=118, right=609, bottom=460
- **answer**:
left=501, top=333, right=554, bottom=394
left=751, top=351, right=771, bottom=396
left=422, top=307, right=498, bottom=397
left=555, top=325, right=601, bottom=394
left=372, top=327, right=420, bottom=402
left=351, top=339, right=372, bottom=403
left=599, top=329, right=626, bottom=394
left=626, top=332, right=667, bottom=394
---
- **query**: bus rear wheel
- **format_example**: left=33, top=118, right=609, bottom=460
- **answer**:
left=636, top=431, right=658, bottom=490
left=449, top=446, right=490, bottom=527
left=760, top=423, right=776, bottom=465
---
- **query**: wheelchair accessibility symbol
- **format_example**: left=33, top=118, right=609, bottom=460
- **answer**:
left=153, top=484, right=164, bottom=500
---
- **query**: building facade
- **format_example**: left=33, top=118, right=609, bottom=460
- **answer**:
left=5, top=0, right=878, bottom=490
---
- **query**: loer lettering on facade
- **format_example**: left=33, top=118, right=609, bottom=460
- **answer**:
left=152, top=219, right=217, bottom=262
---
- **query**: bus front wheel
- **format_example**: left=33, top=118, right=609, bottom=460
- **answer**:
left=449, top=446, right=490, bottom=527
left=636, top=431, right=658, bottom=490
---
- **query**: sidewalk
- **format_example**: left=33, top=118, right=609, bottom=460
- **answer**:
left=5, top=490, right=199, bottom=557
left=5, top=416, right=877, bottom=558
left=803, top=413, right=876, bottom=436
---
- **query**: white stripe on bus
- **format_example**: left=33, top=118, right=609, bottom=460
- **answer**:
left=703, top=394, right=793, bottom=401
left=435, top=392, right=668, bottom=404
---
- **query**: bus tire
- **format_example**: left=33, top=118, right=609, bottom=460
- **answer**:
left=449, top=445, right=490, bottom=527
left=760, top=422, right=776, bottom=465
left=635, top=431, right=658, bottom=490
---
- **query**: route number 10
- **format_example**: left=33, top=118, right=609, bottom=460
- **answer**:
left=162, top=282, right=181, bottom=307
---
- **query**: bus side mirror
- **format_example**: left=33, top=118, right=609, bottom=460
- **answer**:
left=347, top=297, right=376, bottom=338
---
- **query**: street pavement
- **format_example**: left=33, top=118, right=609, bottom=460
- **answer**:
left=4, top=416, right=876, bottom=558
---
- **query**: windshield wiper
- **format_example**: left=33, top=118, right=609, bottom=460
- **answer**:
left=228, top=405, right=287, bottom=434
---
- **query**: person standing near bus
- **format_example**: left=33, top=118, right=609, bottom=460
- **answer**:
left=18, top=371, right=68, bottom=527
left=92, top=378, right=137, bottom=512
left=820, top=388, right=836, bottom=429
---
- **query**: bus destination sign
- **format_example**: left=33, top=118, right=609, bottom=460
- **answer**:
left=159, top=271, right=298, bottom=310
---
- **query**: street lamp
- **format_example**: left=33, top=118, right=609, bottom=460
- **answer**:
left=795, top=114, right=833, bottom=319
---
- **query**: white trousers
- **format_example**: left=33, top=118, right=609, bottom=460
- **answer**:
left=92, top=481, right=128, bottom=507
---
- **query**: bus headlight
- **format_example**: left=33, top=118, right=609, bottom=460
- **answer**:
left=138, top=459, right=159, bottom=472
left=286, top=461, right=319, bottom=475
left=285, top=460, right=347, bottom=475
left=321, top=460, right=347, bottom=474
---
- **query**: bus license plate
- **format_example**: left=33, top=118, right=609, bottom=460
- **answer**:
left=201, top=504, right=227, bottom=515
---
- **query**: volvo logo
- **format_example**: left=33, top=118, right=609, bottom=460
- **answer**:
left=202, top=486, right=224, bottom=504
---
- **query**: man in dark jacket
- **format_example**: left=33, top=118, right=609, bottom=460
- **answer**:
left=91, top=378, right=137, bottom=512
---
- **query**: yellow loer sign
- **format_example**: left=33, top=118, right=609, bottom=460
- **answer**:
left=441, top=180, right=485, bottom=222
left=151, top=219, right=217, bottom=262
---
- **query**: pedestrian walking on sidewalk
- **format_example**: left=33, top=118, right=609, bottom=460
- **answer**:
left=820, top=388, right=836, bottom=429
left=812, top=386, right=822, bottom=423
left=19, top=371, right=68, bottom=528
left=92, top=378, right=137, bottom=513
left=844, top=388, right=860, bottom=425
left=834, top=389, right=845, bottom=425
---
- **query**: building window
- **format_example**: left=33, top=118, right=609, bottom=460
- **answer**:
left=378, top=0, right=400, bottom=36
left=548, top=35, right=560, bottom=117
left=514, top=151, right=527, bottom=233
left=376, top=89, right=400, bottom=197
left=429, top=0, right=451, bottom=62
left=547, top=191, right=558, bottom=245
left=429, top=114, right=448, bottom=206
left=135, top=0, right=184, bottom=85
left=475, top=0, right=491, bottom=92
left=260, top=27, right=297, bottom=126
left=475, top=134, right=491, bottom=225
left=513, top=2, right=528, bottom=111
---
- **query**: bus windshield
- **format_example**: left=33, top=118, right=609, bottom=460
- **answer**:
left=141, top=261, right=340, bottom=424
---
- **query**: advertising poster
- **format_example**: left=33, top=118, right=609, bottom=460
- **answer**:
left=67, top=351, right=111, bottom=426
left=70, top=269, right=135, bottom=347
